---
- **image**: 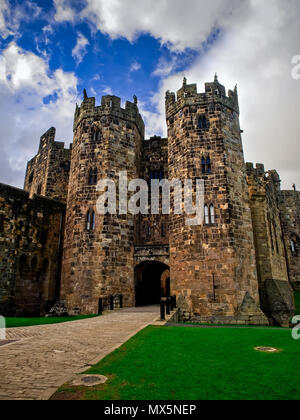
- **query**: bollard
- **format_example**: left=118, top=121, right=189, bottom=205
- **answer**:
left=119, top=294, right=123, bottom=309
left=160, top=300, right=165, bottom=320
left=166, top=297, right=170, bottom=315
left=110, top=295, right=114, bottom=311
left=98, top=298, right=103, bottom=315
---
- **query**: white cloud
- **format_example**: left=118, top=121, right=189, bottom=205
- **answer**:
left=54, top=0, right=76, bottom=23
left=72, top=32, right=90, bottom=65
left=130, top=60, right=141, bottom=72
left=152, top=56, right=177, bottom=78
left=78, top=0, right=247, bottom=51
left=0, top=0, right=11, bottom=38
left=145, top=0, right=300, bottom=189
left=0, top=42, right=78, bottom=187
left=103, top=86, right=113, bottom=95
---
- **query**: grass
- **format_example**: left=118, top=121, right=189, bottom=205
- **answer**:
left=54, top=325, right=300, bottom=400
left=295, top=290, right=300, bottom=315
left=5, top=315, right=99, bottom=328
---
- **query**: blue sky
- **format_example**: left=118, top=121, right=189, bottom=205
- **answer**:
left=0, top=0, right=300, bottom=189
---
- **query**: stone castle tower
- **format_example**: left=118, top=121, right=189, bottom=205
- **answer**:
left=61, top=93, right=145, bottom=313
left=0, top=76, right=297, bottom=326
left=166, top=76, right=265, bottom=322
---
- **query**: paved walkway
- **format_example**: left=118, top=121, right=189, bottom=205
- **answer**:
left=0, top=306, right=159, bottom=400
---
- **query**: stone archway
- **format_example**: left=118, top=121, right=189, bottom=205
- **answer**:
left=134, top=261, right=170, bottom=306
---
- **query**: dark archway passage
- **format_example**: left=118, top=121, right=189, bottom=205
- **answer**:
left=135, top=262, right=170, bottom=306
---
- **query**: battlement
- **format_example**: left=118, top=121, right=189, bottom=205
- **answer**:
left=143, top=136, right=168, bottom=150
left=165, top=76, right=239, bottom=119
left=38, top=127, right=71, bottom=153
left=73, top=90, right=145, bottom=137
left=246, top=163, right=266, bottom=177
left=0, top=183, right=65, bottom=212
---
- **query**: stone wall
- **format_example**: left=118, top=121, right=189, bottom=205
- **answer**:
left=0, top=183, right=65, bottom=316
left=279, top=190, right=300, bottom=289
left=61, top=93, right=145, bottom=314
left=24, top=127, right=71, bottom=203
left=246, top=164, right=294, bottom=326
left=135, top=136, right=169, bottom=246
left=166, top=77, right=266, bottom=324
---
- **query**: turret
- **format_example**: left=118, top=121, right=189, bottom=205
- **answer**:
left=166, top=76, right=239, bottom=121
left=61, top=90, right=145, bottom=314
left=166, top=77, right=267, bottom=325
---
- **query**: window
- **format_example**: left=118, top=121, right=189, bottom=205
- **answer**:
left=88, top=168, right=98, bottom=185
left=37, top=184, right=42, bottom=195
left=86, top=210, right=95, bottom=231
left=291, top=240, right=296, bottom=254
left=204, top=205, right=209, bottom=225
left=198, top=116, right=209, bottom=130
left=210, top=204, right=215, bottom=224
left=86, top=211, right=91, bottom=231
left=204, top=204, right=215, bottom=225
left=206, top=157, right=211, bottom=174
left=150, top=170, right=163, bottom=181
left=161, top=223, right=166, bottom=237
left=93, top=130, right=101, bottom=142
left=202, top=155, right=212, bottom=174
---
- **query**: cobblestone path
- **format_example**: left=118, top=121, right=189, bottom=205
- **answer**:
left=0, top=306, right=159, bottom=400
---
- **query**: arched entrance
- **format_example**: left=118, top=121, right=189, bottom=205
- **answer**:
left=135, top=261, right=170, bottom=306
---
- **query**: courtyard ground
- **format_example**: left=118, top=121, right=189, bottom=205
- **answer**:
left=53, top=325, right=300, bottom=401
left=0, top=306, right=159, bottom=400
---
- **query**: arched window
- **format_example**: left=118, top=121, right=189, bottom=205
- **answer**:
left=210, top=204, right=215, bottom=224
left=204, top=204, right=215, bottom=225
left=204, top=205, right=209, bottom=225
left=201, top=155, right=212, bottom=174
left=88, top=168, right=98, bottom=185
left=206, top=156, right=211, bottom=174
left=93, top=130, right=101, bottom=142
left=201, top=157, right=206, bottom=174
left=86, top=210, right=95, bottom=231
left=86, top=211, right=91, bottom=231
left=198, top=116, right=209, bottom=130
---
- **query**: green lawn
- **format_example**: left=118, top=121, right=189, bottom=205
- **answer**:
left=295, top=290, right=300, bottom=315
left=5, top=315, right=98, bottom=328
left=54, top=325, right=300, bottom=400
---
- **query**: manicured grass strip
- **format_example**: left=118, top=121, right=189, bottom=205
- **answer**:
left=5, top=315, right=99, bottom=328
left=56, top=325, right=300, bottom=400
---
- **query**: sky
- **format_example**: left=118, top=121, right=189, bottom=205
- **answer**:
left=0, top=0, right=300, bottom=189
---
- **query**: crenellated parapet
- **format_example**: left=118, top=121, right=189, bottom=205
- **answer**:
left=165, top=75, right=239, bottom=120
left=73, top=92, right=145, bottom=138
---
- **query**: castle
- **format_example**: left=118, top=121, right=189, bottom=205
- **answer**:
left=0, top=76, right=298, bottom=327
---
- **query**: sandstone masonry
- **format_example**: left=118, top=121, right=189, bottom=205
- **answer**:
left=0, top=77, right=298, bottom=326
